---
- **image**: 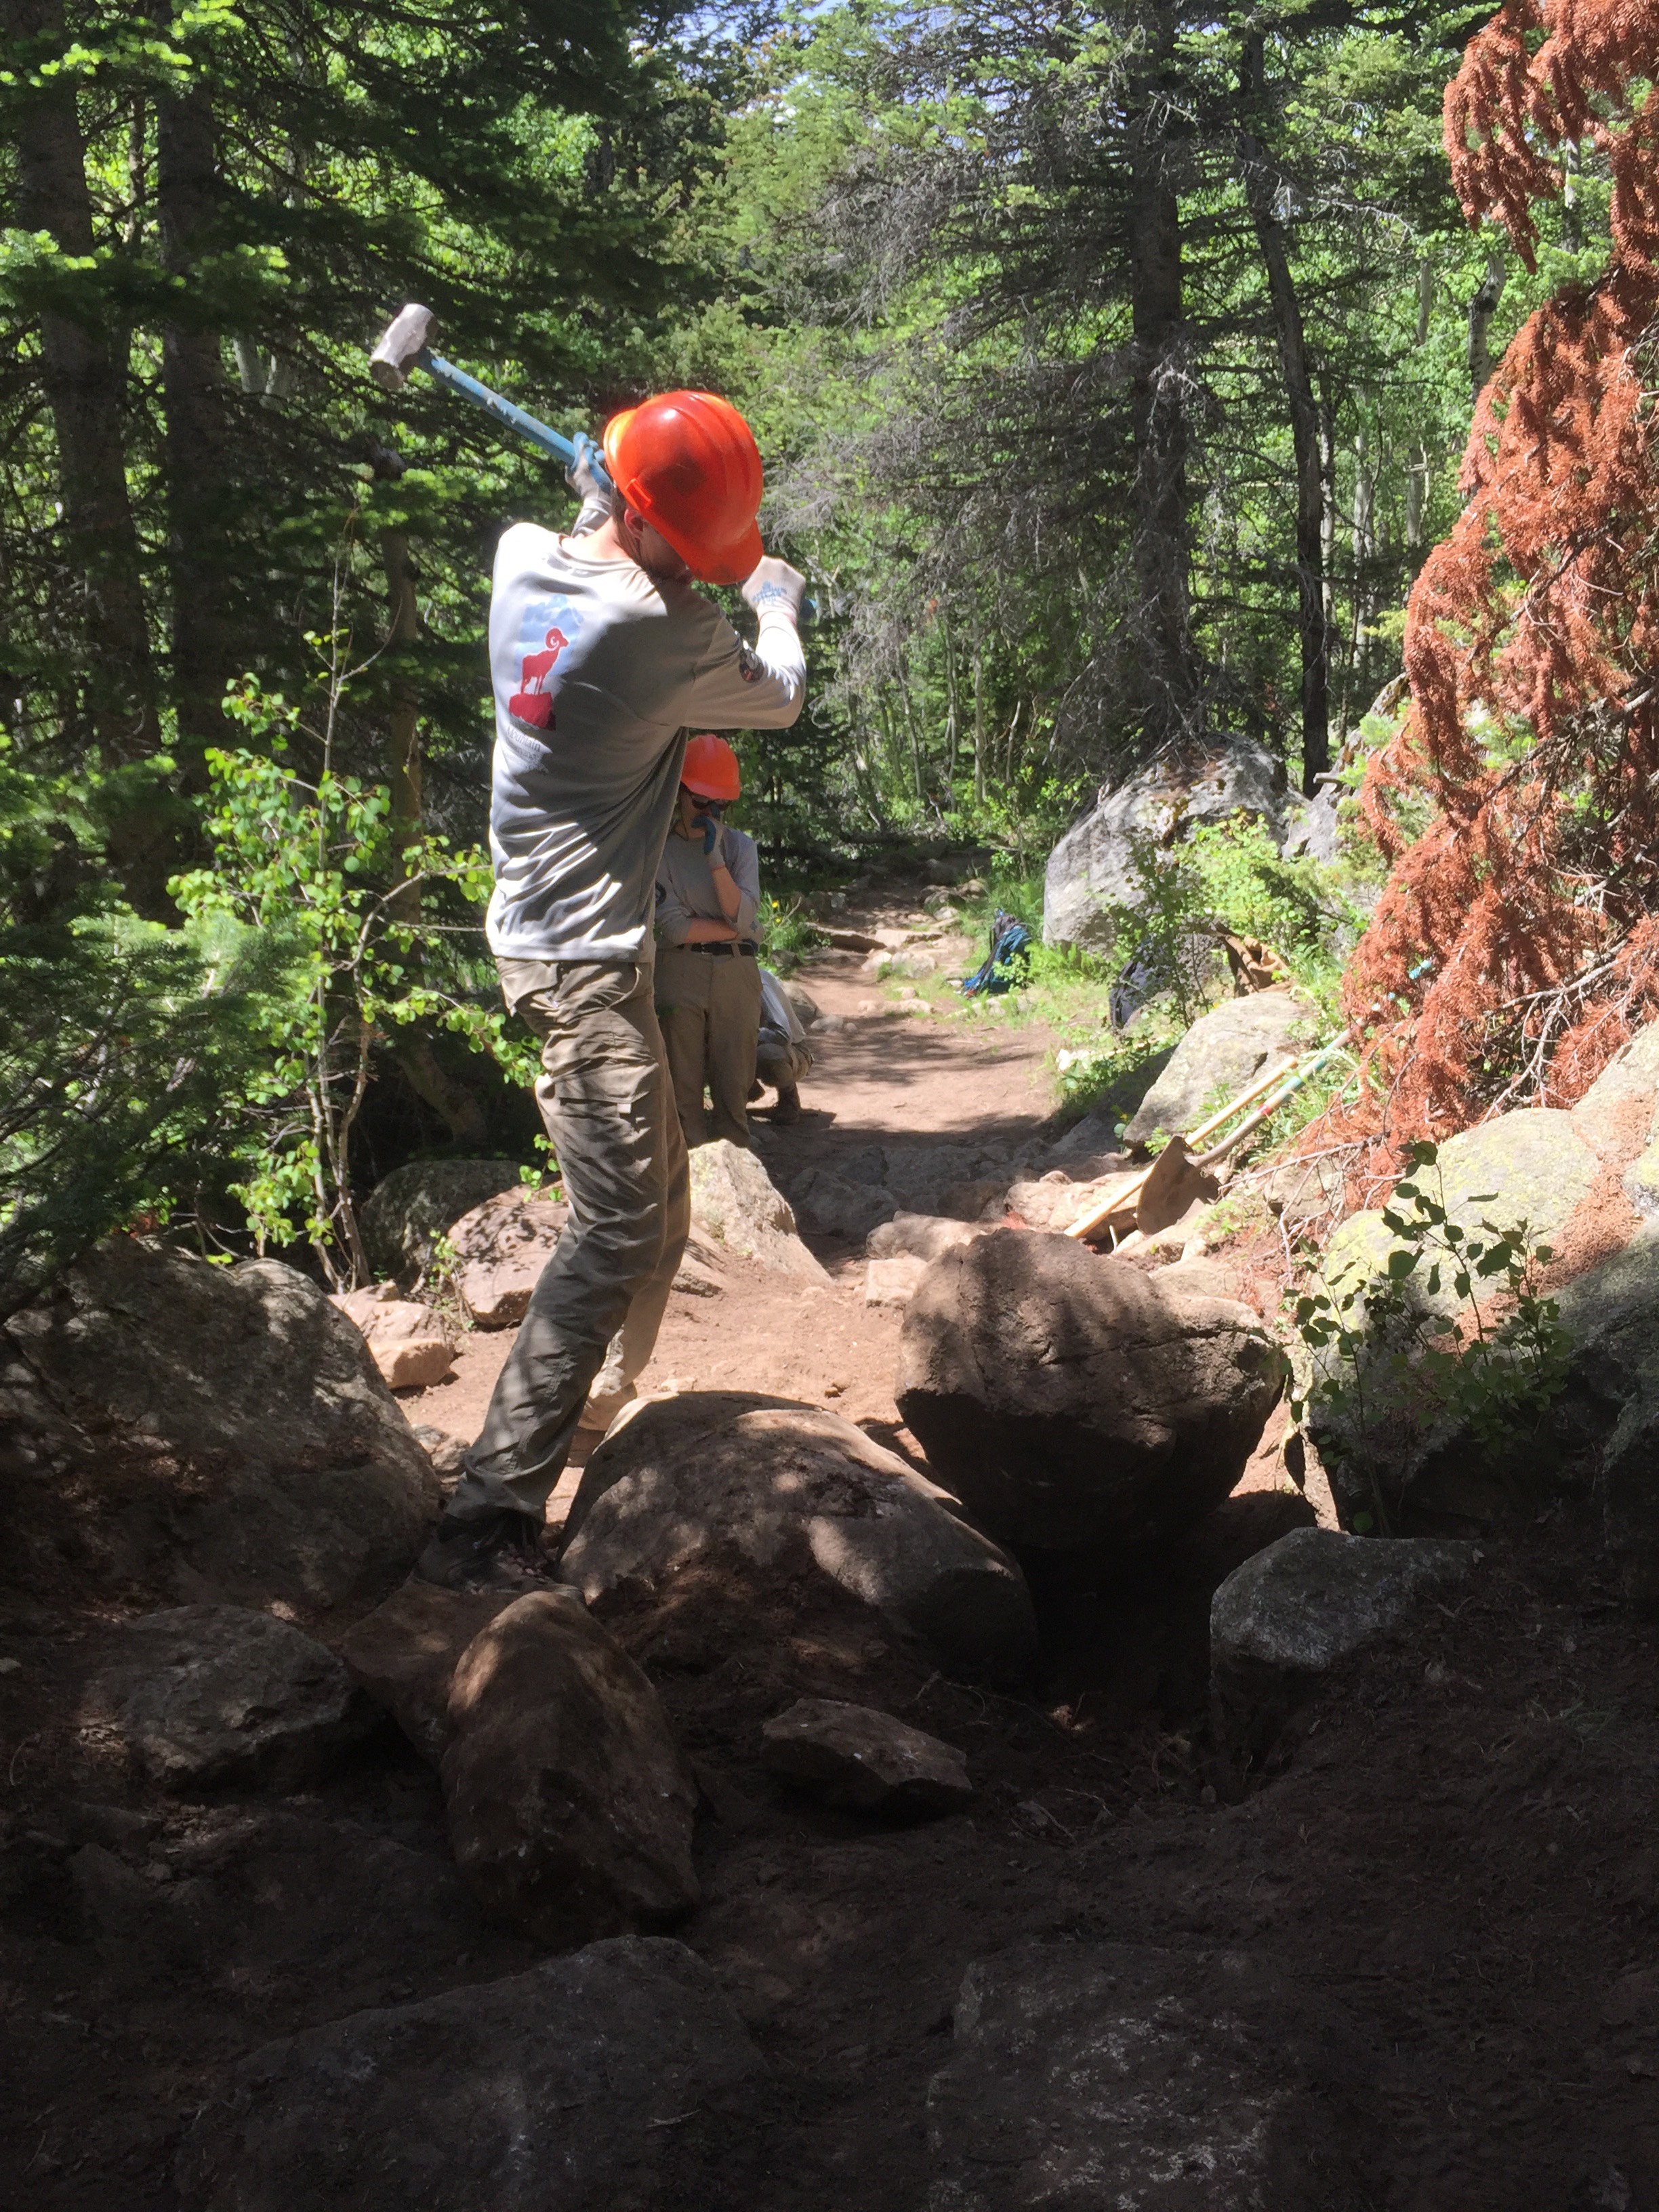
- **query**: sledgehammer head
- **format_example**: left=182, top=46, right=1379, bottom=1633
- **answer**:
left=369, top=302, right=437, bottom=392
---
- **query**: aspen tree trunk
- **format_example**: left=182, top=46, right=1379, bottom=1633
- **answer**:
left=1466, top=251, right=1506, bottom=404
left=5, top=0, right=156, bottom=765
left=1238, top=27, right=1328, bottom=792
left=1405, top=258, right=1434, bottom=561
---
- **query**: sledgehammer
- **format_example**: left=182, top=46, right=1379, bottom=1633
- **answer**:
left=369, top=302, right=611, bottom=493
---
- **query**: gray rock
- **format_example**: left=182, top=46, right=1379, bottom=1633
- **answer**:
left=443, top=1591, right=699, bottom=1946
left=762, top=1697, right=970, bottom=1816
left=337, top=1580, right=516, bottom=1764
left=1557, top=1225, right=1659, bottom=1601
left=95, top=1604, right=375, bottom=1791
left=925, top=1940, right=1374, bottom=2210
left=865, top=1254, right=929, bottom=1307
left=447, top=1185, right=569, bottom=1326
left=1570, top=1016, right=1659, bottom=1158
left=883, top=1143, right=1007, bottom=1217
left=790, top=1166, right=899, bottom=1241
left=1210, top=1527, right=1481, bottom=1775
left=1322, top=1107, right=1599, bottom=1317
left=411, top=1424, right=468, bottom=1480
left=331, top=1284, right=456, bottom=1389
left=865, top=1213, right=990, bottom=1265
left=175, top=1936, right=764, bottom=2212
left=1043, top=737, right=1290, bottom=953
left=1123, top=989, right=1313, bottom=1146
left=1281, top=781, right=1343, bottom=863
left=557, top=1392, right=1037, bottom=1683
left=781, top=979, right=819, bottom=1027
left=2, top=1242, right=439, bottom=1618
left=897, top=1232, right=1284, bottom=1557
left=689, top=1141, right=830, bottom=1281
left=359, top=1158, right=525, bottom=1287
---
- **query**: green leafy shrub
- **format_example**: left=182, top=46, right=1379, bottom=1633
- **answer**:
left=1290, top=1141, right=1572, bottom=1533
left=0, top=744, right=283, bottom=1317
left=170, top=679, right=529, bottom=1288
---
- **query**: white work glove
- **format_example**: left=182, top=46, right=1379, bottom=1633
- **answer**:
left=741, top=556, right=806, bottom=624
left=565, top=433, right=609, bottom=535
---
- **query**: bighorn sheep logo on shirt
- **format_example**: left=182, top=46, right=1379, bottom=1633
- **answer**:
left=509, top=626, right=569, bottom=728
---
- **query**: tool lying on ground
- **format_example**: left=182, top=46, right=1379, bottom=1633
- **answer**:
left=370, top=302, right=612, bottom=491
left=1063, top=1040, right=1349, bottom=1246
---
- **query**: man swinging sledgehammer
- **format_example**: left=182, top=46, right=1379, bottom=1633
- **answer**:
left=419, top=391, right=807, bottom=1588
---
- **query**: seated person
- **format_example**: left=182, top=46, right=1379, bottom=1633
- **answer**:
left=755, top=966, right=813, bottom=1126
left=655, top=735, right=763, bottom=1147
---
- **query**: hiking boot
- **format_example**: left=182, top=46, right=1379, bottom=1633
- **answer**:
left=414, top=1507, right=550, bottom=1591
left=578, top=1382, right=637, bottom=1435
left=769, top=1082, right=803, bottom=1126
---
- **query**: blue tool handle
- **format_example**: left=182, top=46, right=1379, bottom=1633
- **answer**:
left=420, top=350, right=613, bottom=494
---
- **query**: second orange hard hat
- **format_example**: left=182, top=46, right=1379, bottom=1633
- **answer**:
left=602, top=390, right=764, bottom=586
left=681, top=733, right=741, bottom=802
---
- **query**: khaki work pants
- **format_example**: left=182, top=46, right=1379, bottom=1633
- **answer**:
left=656, top=944, right=762, bottom=1149
left=448, top=958, right=689, bottom=1523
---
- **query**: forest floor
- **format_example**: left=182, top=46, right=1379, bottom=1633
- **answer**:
left=7, top=890, right=1659, bottom=2209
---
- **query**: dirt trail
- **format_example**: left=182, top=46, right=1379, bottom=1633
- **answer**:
left=402, top=907, right=1059, bottom=1508
left=13, top=897, right=1659, bottom=2209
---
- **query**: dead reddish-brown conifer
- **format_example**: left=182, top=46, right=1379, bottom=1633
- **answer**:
left=1294, top=0, right=1659, bottom=1199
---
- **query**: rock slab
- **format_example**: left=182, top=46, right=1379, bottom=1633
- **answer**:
left=1043, top=737, right=1290, bottom=954
left=447, top=1185, right=569, bottom=1326
left=689, top=1140, right=830, bottom=1281
left=1210, top=1527, right=1482, bottom=1776
left=1123, top=989, right=1311, bottom=1146
left=897, top=1231, right=1284, bottom=1555
left=95, top=1604, right=373, bottom=1791
left=337, top=1580, right=516, bottom=1764
left=762, top=1697, right=970, bottom=1816
left=442, top=1590, right=699, bottom=1946
left=332, top=1282, right=455, bottom=1389
left=926, top=1940, right=1374, bottom=2209
left=2, top=1242, right=439, bottom=1617
left=558, top=1392, right=1038, bottom=1683
left=359, top=1157, right=525, bottom=1286
left=176, top=1936, right=764, bottom=2212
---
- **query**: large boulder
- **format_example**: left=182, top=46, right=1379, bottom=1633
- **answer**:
left=175, top=1936, right=764, bottom=2212
left=337, top=1580, right=517, bottom=1764
left=688, top=1141, right=830, bottom=1281
left=556, top=1392, right=1038, bottom=1683
left=446, top=1185, right=569, bottom=1326
left=1210, top=1528, right=1482, bottom=1778
left=1, top=1242, right=440, bottom=1620
left=91, top=1603, right=375, bottom=1791
left=359, top=1157, right=525, bottom=1287
left=1322, top=1107, right=1599, bottom=1313
left=761, top=1697, right=971, bottom=1817
left=896, top=1231, right=1284, bottom=1557
left=1557, top=1225, right=1659, bottom=1601
left=331, top=1282, right=456, bottom=1388
left=926, top=1940, right=1374, bottom=2209
left=1042, top=737, right=1290, bottom=953
left=1569, top=1015, right=1659, bottom=1166
left=1122, top=989, right=1313, bottom=1146
left=441, top=1590, right=699, bottom=1946
left=1305, top=1108, right=1605, bottom=1534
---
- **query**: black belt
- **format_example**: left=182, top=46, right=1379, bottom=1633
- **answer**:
left=680, top=940, right=758, bottom=959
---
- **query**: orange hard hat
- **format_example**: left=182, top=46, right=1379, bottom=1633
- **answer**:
left=602, top=391, right=764, bottom=586
left=681, top=733, right=741, bottom=802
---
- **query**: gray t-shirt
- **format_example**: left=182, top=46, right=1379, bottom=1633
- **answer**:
left=655, top=821, right=760, bottom=945
left=485, top=523, right=805, bottom=962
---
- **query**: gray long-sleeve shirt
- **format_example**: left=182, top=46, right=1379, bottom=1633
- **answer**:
left=485, top=523, right=805, bottom=962
left=655, top=821, right=760, bottom=946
